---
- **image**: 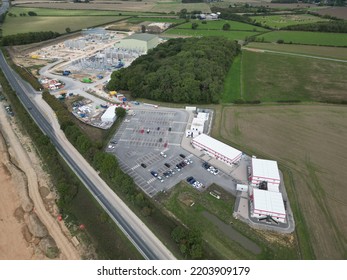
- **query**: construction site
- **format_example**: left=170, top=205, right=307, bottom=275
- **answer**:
left=20, top=28, right=159, bottom=129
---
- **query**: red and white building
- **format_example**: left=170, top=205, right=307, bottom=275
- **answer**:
left=250, top=188, right=286, bottom=224
left=191, top=134, right=242, bottom=165
left=251, top=158, right=280, bottom=192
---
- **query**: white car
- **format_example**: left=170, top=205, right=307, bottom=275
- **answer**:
left=160, top=152, right=167, bottom=158
left=213, top=169, right=219, bottom=175
left=157, top=176, right=164, bottom=182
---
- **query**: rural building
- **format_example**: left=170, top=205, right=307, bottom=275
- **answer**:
left=191, top=133, right=242, bottom=165
left=101, top=106, right=117, bottom=123
left=251, top=158, right=280, bottom=192
left=117, top=33, right=159, bottom=53
left=250, top=188, right=286, bottom=224
left=197, top=112, right=209, bottom=121
left=190, top=117, right=205, bottom=136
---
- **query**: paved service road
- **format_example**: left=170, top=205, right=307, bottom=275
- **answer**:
left=0, top=51, right=176, bottom=260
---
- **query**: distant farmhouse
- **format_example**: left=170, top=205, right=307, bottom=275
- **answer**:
left=197, top=12, right=220, bottom=20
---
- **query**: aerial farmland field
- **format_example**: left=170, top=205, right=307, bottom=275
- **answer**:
left=238, top=50, right=347, bottom=102
left=246, top=42, right=347, bottom=61
left=164, top=29, right=260, bottom=41
left=175, top=19, right=268, bottom=32
left=214, top=104, right=347, bottom=259
left=2, top=15, right=127, bottom=36
left=250, top=14, right=329, bottom=29
left=258, top=31, right=347, bottom=47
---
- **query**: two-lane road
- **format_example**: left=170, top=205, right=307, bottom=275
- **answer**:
left=0, top=51, right=176, bottom=260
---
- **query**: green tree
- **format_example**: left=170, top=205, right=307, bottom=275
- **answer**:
left=141, top=25, right=146, bottom=33
left=222, top=23, right=231, bottom=31
left=115, top=107, right=126, bottom=118
left=191, top=22, right=199, bottom=30
left=66, top=27, right=71, bottom=33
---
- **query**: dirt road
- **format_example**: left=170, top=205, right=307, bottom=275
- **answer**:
left=0, top=104, right=80, bottom=259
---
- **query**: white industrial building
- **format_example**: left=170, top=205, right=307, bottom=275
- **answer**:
left=101, top=106, right=117, bottom=123
left=117, top=33, right=159, bottom=53
left=251, top=188, right=286, bottom=224
left=251, top=158, right=280, bottom=192
left=191, top=134, right=242, bottom=165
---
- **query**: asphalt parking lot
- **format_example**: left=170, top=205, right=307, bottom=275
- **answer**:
left=107, top=108, right=240, bottom=197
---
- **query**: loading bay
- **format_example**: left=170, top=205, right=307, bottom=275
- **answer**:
left=107, top=108, right=243, bottom=197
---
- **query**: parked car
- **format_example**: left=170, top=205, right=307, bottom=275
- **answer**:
left=150, top=171, right=158, bottom=177
left=179, top=153, right=186, bottom=158
left=141, top=163, right=147, bottom=168
left=160, top=152, right=167, bottom=158
left=213, top=168, right=219, bottom=175
left=157, top=176, right=164, bottom=182
left=164, top=163, right=171, bottom=168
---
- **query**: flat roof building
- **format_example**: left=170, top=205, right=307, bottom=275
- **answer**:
left=251, top=188, right=286, bottom=224
left=101, top=106, right=117, bottom=123
left=117, top=33, right=159, bottom=53
left=251, top=158, right=280, bottom=192
left=191, top=134, right=242, bottom=165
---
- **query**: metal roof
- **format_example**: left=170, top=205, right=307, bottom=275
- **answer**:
left=252, top=158, right=280, bottom=181
left=123, top=33, right=158, bottom=42
left=192, top=134, right=242, bottom=162
left=253, top=188, right=285, bottom=215
left=101, top=106, right=116, bottom=119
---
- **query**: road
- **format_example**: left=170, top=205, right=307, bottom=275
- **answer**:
left=0, top=51, right=176, bottom=260
left=0, top=0, right=9, bottom=16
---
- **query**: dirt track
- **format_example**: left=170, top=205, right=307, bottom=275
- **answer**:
left=0, top=104, right=80, bottom=259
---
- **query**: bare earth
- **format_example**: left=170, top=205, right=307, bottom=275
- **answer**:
left=0, top=103, right=80, bottom=259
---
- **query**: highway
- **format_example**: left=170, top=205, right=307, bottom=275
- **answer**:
left=0, top=51, right=176, bottom=260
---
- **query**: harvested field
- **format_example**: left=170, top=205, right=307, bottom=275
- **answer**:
left=311, top=7, right=347, bottom=20
left=246, top=42, right=347, bottom=60
left=12, top=2, right=158, bottom=13
left=241, top=50, right=347, bottom=102
left=2, top=15, right=127, bottom=36
left=218, top=104, right=347, bottom=259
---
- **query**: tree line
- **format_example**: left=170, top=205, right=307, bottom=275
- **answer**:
left=282, top=20, right=347, bottom=33
left=1, top=31, right=60, bottom=46
left=107, top=37, right=240, bottom=104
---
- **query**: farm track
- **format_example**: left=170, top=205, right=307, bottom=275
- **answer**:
left=243, top=47, right=347, bottom=63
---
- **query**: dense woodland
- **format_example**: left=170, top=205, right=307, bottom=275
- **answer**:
left=107, top=37, right=240, bottom=104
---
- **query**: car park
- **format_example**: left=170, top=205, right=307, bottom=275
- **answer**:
left=141, top=163, right=147, bottom=168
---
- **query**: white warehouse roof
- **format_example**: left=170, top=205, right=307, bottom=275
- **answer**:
left=252, top=158, right=280, bottom=181
left=253, top=188, right=285, bottom=216
left=192, top=134, right=242, bottom=162
left=101, top=106, right=116, bottom=122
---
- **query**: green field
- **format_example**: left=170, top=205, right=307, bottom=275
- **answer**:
left=250, top=14, right=329, bottom=28
left=221, top=55, right=241, bottom=103
left=247, top=42, right=347, bottom=60
left=164, top=28, right=260, bottom=41
left=239, top=50, right=347, bottom=102
left=176, top=19, right=268, bottom=32
left=2, top=15, right=127, bottom=36
left=258, top=31, right=347, bottom=47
